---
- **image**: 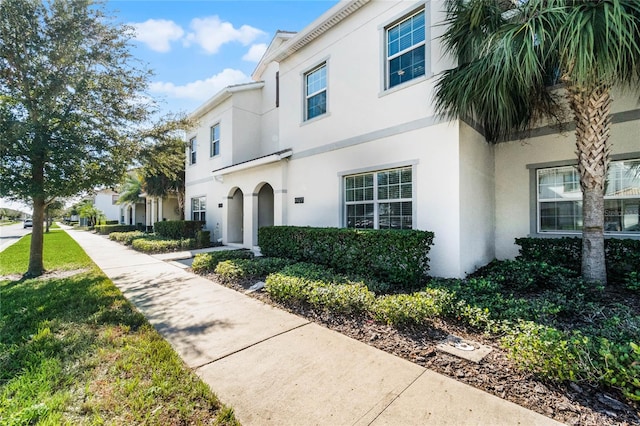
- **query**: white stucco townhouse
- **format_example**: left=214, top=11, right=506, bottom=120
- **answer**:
left=185, top=0, right=640, bottom=278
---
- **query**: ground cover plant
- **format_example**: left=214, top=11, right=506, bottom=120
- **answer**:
left=0, top=230, right=238, bottom=425
left=192, top=252, right=640, bottom=425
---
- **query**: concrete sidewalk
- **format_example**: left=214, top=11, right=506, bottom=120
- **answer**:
left=65, top=228, right=561, bottom=426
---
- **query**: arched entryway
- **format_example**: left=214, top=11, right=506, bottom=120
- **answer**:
left=257, top=183, right=274, bottom=230
left=228, top=188, right=244, bottom=243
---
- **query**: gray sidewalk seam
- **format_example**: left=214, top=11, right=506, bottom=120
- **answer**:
left=355, top=370, right=428, bottom=426
left=191, top=320, right=312, bottom=371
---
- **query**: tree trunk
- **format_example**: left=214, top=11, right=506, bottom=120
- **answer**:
left=27, top=195, right=46, bottom=277
left=45, top=207, right=50, bottom=233
left=568, top=84, right=611, bottom=285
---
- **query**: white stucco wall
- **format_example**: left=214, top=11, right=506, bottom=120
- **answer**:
left=459, top=122, right=496, bottom=275
left=94, top=190, right=120, bottom=222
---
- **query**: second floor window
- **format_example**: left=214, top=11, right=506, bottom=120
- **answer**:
left=387, top=9, right=426, bottom=89
left=210, top=124, right=220, bottom=157
left=305, top=63, right=327, bottom=120
left=189, top=137, right=197, bottom=165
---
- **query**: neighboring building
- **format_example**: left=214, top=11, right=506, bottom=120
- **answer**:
left=93, top=189, right=121, bottom=223
left=185, top=0, right=640, bottom=278
left=120, top=194, right=182, bottom=229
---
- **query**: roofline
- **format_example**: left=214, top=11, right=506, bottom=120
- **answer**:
left=252, top=30, right=297, bottom=80
left=261, top=0, right=370, bottom=65
left=188, top=81, right=265, bottom=120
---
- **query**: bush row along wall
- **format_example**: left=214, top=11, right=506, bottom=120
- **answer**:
left=153, top=220, right=205, bottom=239
left=258, top=226, right=434, bottom=286
left=516, top=237, right=640, bottom=284
left=94, top=224, right=137, bottom=235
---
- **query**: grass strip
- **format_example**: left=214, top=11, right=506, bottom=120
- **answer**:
left=0, top=230, right=239, bottom=425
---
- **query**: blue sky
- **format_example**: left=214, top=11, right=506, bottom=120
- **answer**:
left=109, top=0, right=340, bottom=115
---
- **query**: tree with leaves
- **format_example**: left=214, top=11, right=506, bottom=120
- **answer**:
left=78, top=201, right=104, bottom=228
left=0, top=0, right=152, bottom=276
left=119, top=115, right=191, bottom=219
left=434, top=0, right=640, bottom=284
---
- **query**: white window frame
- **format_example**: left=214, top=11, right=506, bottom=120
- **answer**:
left=304, top=62, right=327, bottom=121
left=210, top=124, right=220, bottom=157
left=191, top=196, right=206, bottom=222
left=343, top=166, right=414, bottom=230
left=384, top=7, right=428, bottom=90
left=536, top=158, right=640, bottom=235
left=189, top=137, right=197, bottom=165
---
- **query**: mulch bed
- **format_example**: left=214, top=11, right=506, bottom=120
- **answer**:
left=204, top=273, right=640, bottom=426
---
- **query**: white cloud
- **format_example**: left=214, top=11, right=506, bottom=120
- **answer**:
left=149, top=69, right=251, bottom=101
left=184, top=16, right=265, bottom=54
left=242, top=43, right=268, bottom=62
left=131, top=19, right=184, bottom=53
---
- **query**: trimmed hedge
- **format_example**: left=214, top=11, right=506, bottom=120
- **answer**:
left=154, top=220, right=205, bottom=239
left=191, top=250, right=254, bottom=274
left=131, top=237, right=197, bottom=254
left=258, top=226, right=434, bottom=286
left=516, top=237, right=640, bottom=284
left=109, top=231, right=145, bottom=245
left=94, top=224, right=137, bottom=235
left=215, top=257, right=294, bottom=281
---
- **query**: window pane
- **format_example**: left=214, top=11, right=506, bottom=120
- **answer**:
left=540, top=201, right=582, bottom=231
left=389, top=46, right=425, bottom=88
left=306, top=65, right=326, bottom=96
left=606, top=198, right=640, bottom=232
left=346, top=176, right=355, bottom=190
left=378, top=186, right=388, bottom=200
left=605, top=159, right=640, bottom=197
left=401, top=183, right=412, bottom=198
left=307, top=91, right=326, bottom=120
left=538, top=167, right=581, bottom=200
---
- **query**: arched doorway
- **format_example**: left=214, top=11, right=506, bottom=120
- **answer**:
left=257, top=183, right=274, bottom=230
left=228, top=188, right=244, bottom=243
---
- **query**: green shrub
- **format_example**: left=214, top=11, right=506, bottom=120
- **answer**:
left=191, top=250, right=254, bottom=274
left=109, top=231, right=145, bottom=245
left=196, top=230, right=211, bottom=248
left=372, top=289, right=455, bottom=326
left=307, top=282, right=375, bottom=314
left=264, top=273, right=313, bottom=304
left=502, top=321, right=590, bottom=382
left=215, top=257, right=294, bottom=281
left=515, top=237, right=640, bottom=285
left=264, top=271, right=375, bottom=314
left=599, top=340, right=640, bottom=401
left=154, top=220, right=205, bottom=239
left=131, top=237, right=197, bottom=254
left=258, top=226, right=434, bottom=287
left=473, top=259, right=577, bottom=292
left=94, top=224, right=137, bottom=235
left=278, top=262, right=337, bottom=281
left=503, top=323, right=640, bottom=401
left=624, top=272, right=640, bottom=291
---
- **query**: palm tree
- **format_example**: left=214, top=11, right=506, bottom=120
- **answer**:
left=434, top=0, right=640, bottom=284
left=118, top=174, right=143, bottom=205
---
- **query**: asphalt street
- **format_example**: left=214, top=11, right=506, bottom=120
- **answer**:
left=0, top=222, right=31, bottom=252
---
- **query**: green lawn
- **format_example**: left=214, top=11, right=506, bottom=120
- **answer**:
left=0, top=230, right=239, bottom=425
left=0, top=230, right=91, bottom=275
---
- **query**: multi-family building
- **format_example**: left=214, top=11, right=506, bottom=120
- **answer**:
left=185, top=0, right=639, bottom=278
